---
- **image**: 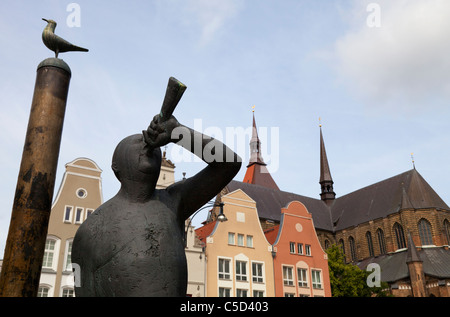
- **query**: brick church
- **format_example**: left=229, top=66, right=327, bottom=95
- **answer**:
left=215, top=113, right=450, bottom=297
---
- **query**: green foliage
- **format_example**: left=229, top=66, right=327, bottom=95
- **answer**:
left=326, top=244, right=391, bottom=297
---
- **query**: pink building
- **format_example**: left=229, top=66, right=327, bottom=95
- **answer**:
left=266, top=201, right=331, bottom=297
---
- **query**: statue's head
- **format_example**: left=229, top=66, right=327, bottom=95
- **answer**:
left=111, top=134, right=161, bottom=187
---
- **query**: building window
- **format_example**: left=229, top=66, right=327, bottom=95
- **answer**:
left=284, top=293, right=295, bottom=297
left=253, top=290, right=264, bottom=297
left=61, top=288, right=75, bottom=297
left=42, top=239, right=56, bottom=269
left=366, top=231, right=374, bottom=257
left=64, top=206, right=73, bottom=223
left=418, top=218, right=433, bottom=246
left=297, top=243, right=303, bottom=255
left=246, top=235, right=253, bottom=248
left=283, top=266, right=294, bottom=286
left=297, top=268, right=308, bottom=287
left=219, top=288, right=231, bottom=297
left=65, top=240, right=73, bottom=271
left=218, top=258, right=231, bottom=280
left=444, top=219, right=450, bottom=245
left=236, top=289, right=248, bottom=297
left=377, top=229, right=386, bottom=254
left=394, top=222, right=406, bottom=249
left=75, top=207, right=83, bottom=224
left=252, top=262, right=263, bottom=283
left=305, top=244, right=311, bottom=256
left=289, top=242, right=295, bottom=253
left=236, top=261, right=247, bottom=281
left=324, top=240, right=330, bottom=249
left=339, top=239, right=345, bottom=254
left=38, top=287, right=49, bottom=297
left=237, top=234, right=244, bottom=246
left=76, top=188, right=87, bottom=198
left=312, top=270, right=322, bottom=289
left=228, top=233, right=235, bottom=245
left=86, top=208, right=94, bottom=219
left=349, top=237, right=356, bottom=262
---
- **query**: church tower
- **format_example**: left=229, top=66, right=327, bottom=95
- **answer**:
left=319, top=122, right=335, bottom=204
left=243, top=111, right=279, bottom=190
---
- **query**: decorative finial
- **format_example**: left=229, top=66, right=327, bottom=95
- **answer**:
left=319, top=117, right=322, bottom=128
left=252, top=105, right=255, bottom=113
left=411, top=153, right=415, bottom=169
left=42, top=18, right=89, bottom=58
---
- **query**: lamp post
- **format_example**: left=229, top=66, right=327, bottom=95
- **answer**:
left=184, top=202, right=227, bottom=247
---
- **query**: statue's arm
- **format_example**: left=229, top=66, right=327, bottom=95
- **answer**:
left=168, top=124, right=241, bottom=220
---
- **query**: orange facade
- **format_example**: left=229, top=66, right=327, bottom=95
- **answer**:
left=269, top=201, right=331, bottom=297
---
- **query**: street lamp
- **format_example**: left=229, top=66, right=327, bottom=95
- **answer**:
left=184, top=201, right=227, bottom=247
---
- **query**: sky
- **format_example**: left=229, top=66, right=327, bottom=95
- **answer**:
left=1, top=0, right=450, bottom=256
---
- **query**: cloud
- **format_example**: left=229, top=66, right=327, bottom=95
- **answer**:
left=333, top=0, right=450, bottom=113
left=185, top=0, right=243, bottom=46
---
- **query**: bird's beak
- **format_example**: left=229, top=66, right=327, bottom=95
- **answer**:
left=42, top=18, right=48, bottom=23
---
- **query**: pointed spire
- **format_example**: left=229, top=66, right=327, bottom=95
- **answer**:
left=243, top=108, right=279, bottom=190
left=406, top=231, right=422, bottom=263
left=248, top=111, right=265, bottom=166
left=319, top=120, right=335, bottom=203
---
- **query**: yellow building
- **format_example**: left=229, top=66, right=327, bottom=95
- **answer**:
left=38, top=158, right=103, bottom=297
left=197, top=189, right=275, bottom=297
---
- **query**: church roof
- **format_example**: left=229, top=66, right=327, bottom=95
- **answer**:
left=226, top=169, right=449, bottom=233
left=357, top=247, right=450, bottom=282
left=331, top=169, right=449, bottom=231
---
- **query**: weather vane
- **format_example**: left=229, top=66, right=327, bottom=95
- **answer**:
left=42, top=18, right=88, bottom=58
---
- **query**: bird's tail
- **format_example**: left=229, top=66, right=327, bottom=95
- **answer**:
left=72, top=45, right=89, bottom=52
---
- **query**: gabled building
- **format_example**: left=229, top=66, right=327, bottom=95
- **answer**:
left=196, top=189, right=275, bottom=297
left=38, top=158, right=103, bottom=297
left=266, top=201, right=331, bottom=297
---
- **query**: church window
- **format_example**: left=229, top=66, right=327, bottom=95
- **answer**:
left=394, top=223, right=406, bottom=250
left=418, top=218, right=433, bottom=246
left=366, top=231, right=374, bottom=257
left=339, top=239, right=345, bottom=254
left=349, top=237, right=357, bottom=262
left=377, top=229, right=386, bottom=254
left=444, top=219, right=450, bottom=245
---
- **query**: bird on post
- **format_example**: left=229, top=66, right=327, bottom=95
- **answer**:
left=42, top=18, right=88, bottom=58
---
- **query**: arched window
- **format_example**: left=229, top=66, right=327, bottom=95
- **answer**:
left=366, top=232, right=374, bottom=257
left=444, top=219, right=450, bottom=245
left=324, top=239, right=330, bottom=250
left=339, top=239, right=345, bottom=255
left=418, top=218, right=433, bottom=246
left=349, top=236, right=357, bottom=262
left=393, top=222, right=406, bottom=250
left=377, top=228, right=386, bottom=255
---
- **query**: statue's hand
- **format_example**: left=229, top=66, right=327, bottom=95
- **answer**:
left=143, top=114, right=180, bottom=148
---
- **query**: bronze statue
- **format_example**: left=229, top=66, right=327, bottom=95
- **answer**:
left=42, top=18, right=88, bottom=58
left=72, top=77, right=241, bottom=296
